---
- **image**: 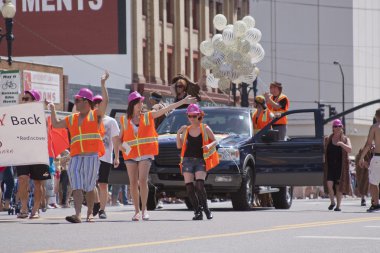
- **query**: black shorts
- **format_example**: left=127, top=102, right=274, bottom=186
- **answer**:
left=16, top=164, right=51, bottom=181
left=98, top=161, right=112, bottom=184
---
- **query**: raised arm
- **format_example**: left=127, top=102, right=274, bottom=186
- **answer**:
left=97, top=71, right=110, bottom=118
left=151, top=95, right=197, bottom=119
left=48, top=103, right=67, bottom=129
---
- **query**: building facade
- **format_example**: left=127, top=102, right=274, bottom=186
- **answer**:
left=251, top=0, right=380, bottom=154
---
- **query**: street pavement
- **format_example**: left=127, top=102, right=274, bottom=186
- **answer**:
left=1, top=198, right=380, bottom=253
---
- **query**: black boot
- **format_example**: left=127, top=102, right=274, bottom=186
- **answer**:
left=195, top=179, right=213, bottom=220
left=203, top=208, right=213, bottom=220
left=193, top=207, right=203, bottom=220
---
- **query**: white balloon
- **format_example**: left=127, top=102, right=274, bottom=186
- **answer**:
left=212, top=34, right=223, bottom=44
left=218, top=77, right=231, bottom=91
left=225, top=24, right=234, bottom=30
left=222, top=28, right=234, bottom=45
left=206, top=73, right=219, bottom=88
left=211, top=51, right=225, bottom=65
left=200, top=40, right=214, bottom=56
left=242, top=16, right=256, bottom=29
left=245, top=28, right=262, bottom=44
left=233, top=21, right=247, bottom=38
left=250, top=43, right=265, bottom=64
left=241, top=71, right=258, bottom=83
left=201, top=56, right=215, bottom=70
left=213, top=14, right=228, bottom=31
left=239, top=39, right=251, bottom=55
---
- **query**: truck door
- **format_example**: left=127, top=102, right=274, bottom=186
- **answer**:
left=254, top=109, right=324, bottom=186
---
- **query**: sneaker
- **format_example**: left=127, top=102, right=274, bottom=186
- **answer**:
left=99, top=210, right=107, bottom=219
left=157, top=200, right=164, bottom=209
left=93, top=202, right=100, bottom=216
left=367, top=204, right=380, bottom=212
left=361, top=199, right=366, bottom=206
left=142, top=211, right=150, bottom=221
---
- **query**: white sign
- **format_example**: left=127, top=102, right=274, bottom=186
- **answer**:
left=0, top=70, right=21, bottom=106
left=23, top=70, right=60, bottom=103
left=0, top=103, right=49, bottom=166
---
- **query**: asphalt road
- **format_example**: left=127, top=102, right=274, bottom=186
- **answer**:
left=1, top=198, right=380, bottom=253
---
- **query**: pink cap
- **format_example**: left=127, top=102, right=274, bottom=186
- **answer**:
left=93, top=95, right=103, bottom=102
left=128, top=91, right=145, bottom=103
left=186, top=104, right=201, bottom=114
left=332, top=119, right=343, bottom=127
left=25, top=89, right=41, bottom=102
left=75, top=88, right=94, bottom=101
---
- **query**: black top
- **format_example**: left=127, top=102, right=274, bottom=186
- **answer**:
left=326, top=141, right=343, bottom=182
left=184, top=134, right=203, bottom=158
left=175, top=93, right=189, bottom=109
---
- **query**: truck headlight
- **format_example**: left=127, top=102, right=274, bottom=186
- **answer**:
left=218, top=147, right=240, bottom=161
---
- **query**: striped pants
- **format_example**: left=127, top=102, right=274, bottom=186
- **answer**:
left=67, top=155, right=100, bottom=192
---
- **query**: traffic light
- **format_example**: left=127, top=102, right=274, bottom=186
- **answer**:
left=329, top=106, right=337, bottom=117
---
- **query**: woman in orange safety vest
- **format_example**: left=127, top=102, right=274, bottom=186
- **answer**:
left=119, top=91, right=196, bottom=221
left=176, top=104, right=219, bottom=220
left=252, top=95, right=274, bottom=134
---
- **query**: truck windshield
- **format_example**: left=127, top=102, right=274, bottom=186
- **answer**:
left=157, top=109, right=251, bottom=136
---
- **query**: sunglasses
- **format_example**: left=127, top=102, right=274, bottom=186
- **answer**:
left=22, top=97, right=32, bottom=102
left=187, top=115, right=199, bottom=119
left=333, top=125, right=342, bottom=128
left=74, top=98, right=85, bottom=104
left=176, top=85, right=185, bottom=89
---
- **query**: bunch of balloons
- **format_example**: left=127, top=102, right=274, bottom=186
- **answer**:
left=200, top=14, right=264, bottom=91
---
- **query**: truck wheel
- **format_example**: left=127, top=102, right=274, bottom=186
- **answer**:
left=231, top=166, right=254, bottom=211
left=272, top=186, right=293, bottom=209
left=184, top=198, right=193, bottom=210
left=146, top=187, right=158, bottom=211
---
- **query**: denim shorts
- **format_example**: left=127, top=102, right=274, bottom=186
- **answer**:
left=182, top=157, right=206, bottom=173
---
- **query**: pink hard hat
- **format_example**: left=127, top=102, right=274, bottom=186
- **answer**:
left=128, top=91, right=145, bottom=103
left=186, top=104, right=201, bottom=114
left=332, top=119, right=343, bottom=127
left=25, top=89, right=41, bottom=102
left=93, top=95, right=103, bottom=102
left=75, top=88, right=94, bottom=101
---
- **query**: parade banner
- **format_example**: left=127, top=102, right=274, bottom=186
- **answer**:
left=0, top=103, right=49, bottom=166
left=0, top=70, right=21, bottom=106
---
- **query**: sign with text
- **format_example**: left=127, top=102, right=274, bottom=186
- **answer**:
left=0, top=102, right=49, bottom=166
left=23, top=70, right=60, bottom=103
left=2, top=0, right=126, bottom=56
left=0, top=70, right=21, bottom=106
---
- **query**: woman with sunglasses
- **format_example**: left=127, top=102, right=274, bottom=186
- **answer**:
left=176, top=104, right=219, bottom=220
left=119, top=91, right=196, bottom=221
left=324, top=119, right=352, bottom=212
left=171, top=74, right=201, bottom=109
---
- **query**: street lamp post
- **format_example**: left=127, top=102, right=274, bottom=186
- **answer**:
left=333, top=61, right=345, bottom=128
left=0, top=0, right=16, bottom=65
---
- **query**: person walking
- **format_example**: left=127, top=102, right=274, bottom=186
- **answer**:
left=49, top=71, right=109, bottom=223
left=252, top=95, right=274, bottom=134
left=359, top=109, right=380, bottom=212
left=324, top=119, right=352, bottom=212
left=355, top=146, right=372, bottom=206
left=176, top=104, right=219, bottom=220
left=16, top=89, right=52, bottom=219
left=119, top=91, right=196, bottom=221
left=91, top=94, right=120, bottom=219
left=264, top=81, right=289, bottom=140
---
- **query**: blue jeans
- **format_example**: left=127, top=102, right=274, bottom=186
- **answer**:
left=182, top=157, right=206, bottom=174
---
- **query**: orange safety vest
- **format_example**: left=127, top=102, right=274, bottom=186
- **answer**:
left=267, top=94, right=289, bottom=125
left=179, top=123, right=220, bottom=172
left=65, top=110, right=105, bottom=157
left=252, top=109, right=273, bottom=134
left=120, top=112, right=159, bottom=160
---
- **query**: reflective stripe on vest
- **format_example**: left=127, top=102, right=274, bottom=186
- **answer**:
left=125, top=137, right=158, bottom=147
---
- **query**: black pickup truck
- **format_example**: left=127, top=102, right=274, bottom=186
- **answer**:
left=145, top=107, right=324, bottom=211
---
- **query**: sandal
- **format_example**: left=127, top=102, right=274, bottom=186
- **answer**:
left=65, top=215, right=82, bottom=223
left=29, top=212, right=40, bottom=219
left=328, top=203, right=335, bottom=210
left=17, top=211, right=29, bottom=219
left=132, top=213, right=140, bottom=221
left=86, top=215, right=95, bottom=223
